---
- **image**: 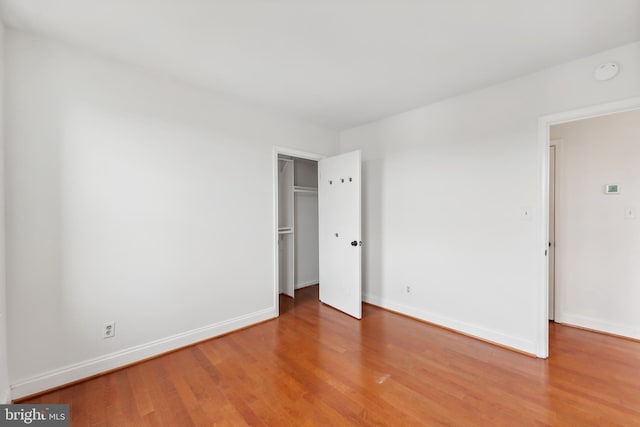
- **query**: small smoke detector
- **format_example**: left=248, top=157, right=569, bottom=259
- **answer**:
left=593, top=62, right=619, bottom=81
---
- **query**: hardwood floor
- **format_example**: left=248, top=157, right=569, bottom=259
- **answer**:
left=22, top=285, right=640, bottom=426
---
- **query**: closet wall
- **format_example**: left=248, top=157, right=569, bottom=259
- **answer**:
left=293, top=159, right=319, bottom=289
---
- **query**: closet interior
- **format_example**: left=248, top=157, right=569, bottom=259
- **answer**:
left=277, top=156, right=319, bottom=300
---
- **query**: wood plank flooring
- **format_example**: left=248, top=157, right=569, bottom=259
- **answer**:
left=22, top=285, right=640, bottom=426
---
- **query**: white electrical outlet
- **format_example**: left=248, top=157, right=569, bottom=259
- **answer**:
left=103, top=321, right=115, bottom=339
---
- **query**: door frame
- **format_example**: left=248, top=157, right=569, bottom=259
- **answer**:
left=537, top=97, right=640, bottom=358
left=273, top=147, right=325, bottom=316
left=548, top=143, right=556, bottom=322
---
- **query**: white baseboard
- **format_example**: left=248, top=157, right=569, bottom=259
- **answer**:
left=363, top=294, right=536, bottom=355
left=557, top=312, right=640, bottom=340
left=295, top=279, right=318, bottom=290
left=11, top=307, right=277, bottom=400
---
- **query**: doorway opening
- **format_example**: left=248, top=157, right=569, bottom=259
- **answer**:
left=273, top=147, right=363, bottom=319
left=539, top=97, right=640, bottom=358
left=548, top=142, right=557, bottom=322
left=273, top=147, right=324, bottom=315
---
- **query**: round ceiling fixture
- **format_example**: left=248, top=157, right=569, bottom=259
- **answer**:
left=593, top=62, right=619, bottom=81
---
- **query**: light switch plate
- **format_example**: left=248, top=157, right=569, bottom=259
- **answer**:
left=520, top=206, right=532, bottom=221
left=624, top=206, right=636, bottom=219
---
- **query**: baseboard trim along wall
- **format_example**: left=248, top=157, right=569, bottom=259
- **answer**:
left=363, top=294, right=536, bottom=356
left=295, top=280, right=318, bottom=290
left=557, top=313, right=640, bottom=341
left=10, top=308, right=277, bottom=400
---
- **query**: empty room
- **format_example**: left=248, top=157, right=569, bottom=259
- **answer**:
left=0, top=0, right=639, bottom=425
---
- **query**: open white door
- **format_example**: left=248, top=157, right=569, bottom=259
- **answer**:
left=318, top=150, right=362, bottom=319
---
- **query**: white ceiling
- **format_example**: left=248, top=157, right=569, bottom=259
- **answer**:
left=1, top=0, right=639, bottom=130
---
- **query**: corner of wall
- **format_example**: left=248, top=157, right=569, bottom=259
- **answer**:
left=0, top=19, right=12, bottom=404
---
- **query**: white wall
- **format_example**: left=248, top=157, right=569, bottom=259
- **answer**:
left=5, top=30, right=338, bottom=398
left=293, top=159, right=319, bottom=288
left=340, top=41, right=640, bottom=355
left=0, top=23, right=12, bottom=404
left=551, top=110, right=640, bottom=339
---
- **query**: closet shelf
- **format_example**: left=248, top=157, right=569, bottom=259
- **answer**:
left=294, top=186, right=318, bottom=193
